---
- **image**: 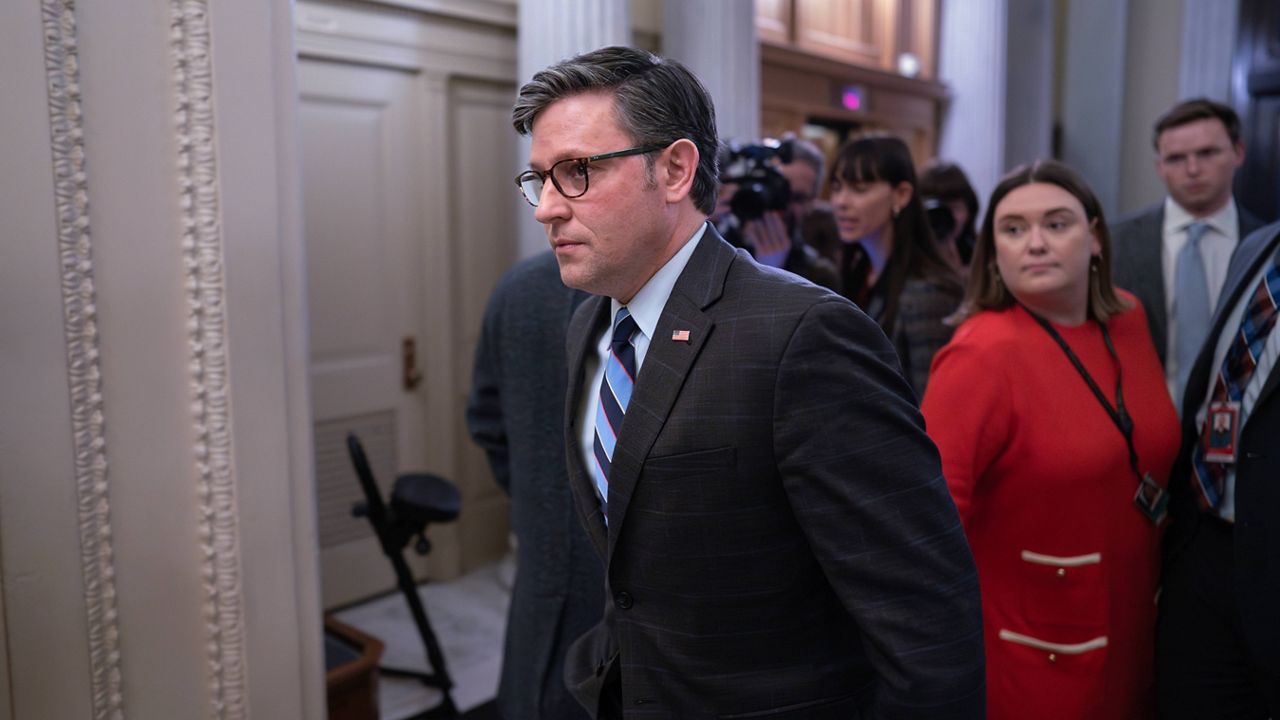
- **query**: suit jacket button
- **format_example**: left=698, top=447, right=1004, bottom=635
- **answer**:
left=615, top=591, right=634, bottom=610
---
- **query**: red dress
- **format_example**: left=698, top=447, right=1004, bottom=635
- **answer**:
left=921, top=296, right=1179, bottom=720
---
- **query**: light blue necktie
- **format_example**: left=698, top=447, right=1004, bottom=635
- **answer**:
left=1174, top=221, right=1211, bottom=406
left=591, top=308, right=638, bottom=521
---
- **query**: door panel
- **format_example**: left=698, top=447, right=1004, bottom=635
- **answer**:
left=449, top=78, right=520, bottom=571
left=1233, top=0, right=1280, bottom=221
left=298, top=57, right=432, bottom=608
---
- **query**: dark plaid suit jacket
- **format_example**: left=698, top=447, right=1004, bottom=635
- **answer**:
left=562, top=226, right=985, bottom=719
left=1162, top=221, right=1280, bottom=675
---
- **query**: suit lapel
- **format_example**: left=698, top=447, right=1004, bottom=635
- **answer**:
left=1247, top=230, right=1280, bottom=412
left=1181, top=225, right=1280, bottom=424
left=565, top=294, right=611, bottom=558
left=1138, top=207, right=1169, bottom=361
left=1238, top=203, right=1265, bottom=240
left=604, top=229, right=736, bottom=554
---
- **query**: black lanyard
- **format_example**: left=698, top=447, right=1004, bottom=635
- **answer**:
left=1022, top=305, right=1144, bottom=483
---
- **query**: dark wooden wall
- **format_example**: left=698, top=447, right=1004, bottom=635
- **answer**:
left=1233, top=0, right=1280, bottom=223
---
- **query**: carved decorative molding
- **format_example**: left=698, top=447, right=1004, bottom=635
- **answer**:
left=169, top=1, right=248, bottom=717
left=39, top=1, right=126, bottom=718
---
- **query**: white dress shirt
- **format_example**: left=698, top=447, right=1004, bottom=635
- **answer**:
left=1162, top=197, right=1240, bottom=398
left=1192, top=246, right=1280, bottom=522
left=577, top=223, right=708, bottom=509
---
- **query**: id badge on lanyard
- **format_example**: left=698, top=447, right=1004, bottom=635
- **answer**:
left=1023, top=306, right=1168, bottom=524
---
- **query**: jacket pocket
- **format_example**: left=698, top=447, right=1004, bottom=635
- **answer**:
left=643, top=445, right=735, bottom=477
left=993, top=628, right=1108, bottom=717
left=1018, top=549, right=1106, bottom=630
left=997, top=628, right=1108, bottom=656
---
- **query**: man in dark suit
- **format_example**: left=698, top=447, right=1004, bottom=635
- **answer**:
left=467, top=251, right=604, bottom=720
left=511, top=46, right=984, bottom=719
left=1112, top=99, right=1265, bottom=406
left=1156, top=220, right=1280, bottom=718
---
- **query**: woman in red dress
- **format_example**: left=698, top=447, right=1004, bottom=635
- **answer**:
left=922, top=160, right=1180, bottom=719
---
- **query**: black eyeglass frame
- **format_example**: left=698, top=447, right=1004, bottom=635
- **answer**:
left=514, top=143, right=669, bottom=207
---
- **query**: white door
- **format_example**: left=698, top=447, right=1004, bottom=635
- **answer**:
left=298, top=57, right=437, bottom=608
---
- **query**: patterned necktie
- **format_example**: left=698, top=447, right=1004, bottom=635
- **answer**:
left=592, top=307, right=639, bottom=520
left=1190, top=246, right=1280, bottom=510
left=1174, top=222, right=1212, bottom=405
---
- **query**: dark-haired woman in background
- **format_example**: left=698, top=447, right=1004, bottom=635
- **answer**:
left=920, top=160, right=980, bottom=272
left=921, top=160, right=1179, bottom=719
left=829, top=135, right=963, bottom=396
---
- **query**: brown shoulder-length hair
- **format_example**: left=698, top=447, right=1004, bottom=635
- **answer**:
left=832, top=134, right=962, bottom=332
left=952, top=159, right=1130, bottom=325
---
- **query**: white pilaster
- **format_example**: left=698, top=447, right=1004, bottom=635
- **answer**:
left=1060, top=0, right=1130, bottom=217
left=1179, top=0, right=1239, bottom=101
left=0, top=0, right=323, bottom=717
left=663, top=0, right=760, bottom=144
left=515, top=0, right=631, bottom=258
left=1003, top=0, right=1054, bottom=170
left=938, top=0, right=1008, bottom=206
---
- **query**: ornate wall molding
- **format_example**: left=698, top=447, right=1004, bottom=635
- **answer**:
left=168, top=1, right=248, bottom=717
left=39, top=1, right=126, bottom=718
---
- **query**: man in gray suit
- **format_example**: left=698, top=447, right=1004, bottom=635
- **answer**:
left=1112, top=98, right=1265, bottom=405
left=467, top=251, right=603, bottom=720
left=512, top=46, right=983, bottom=719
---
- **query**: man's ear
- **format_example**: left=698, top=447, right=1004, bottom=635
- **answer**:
left=659, top=139, right=699, bottom=203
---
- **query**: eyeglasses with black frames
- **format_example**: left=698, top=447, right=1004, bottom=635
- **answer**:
left=514, top=144, right=668, bottom=207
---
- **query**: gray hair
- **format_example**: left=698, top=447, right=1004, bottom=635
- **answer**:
left=786, top=136, right=826, bottom=196
left=512, top=46, right=719, bottom=215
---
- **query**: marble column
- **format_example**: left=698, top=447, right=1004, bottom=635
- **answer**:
left=663, top=0, right=760, bottom=144
left=515, top=0, right=632, bottom=258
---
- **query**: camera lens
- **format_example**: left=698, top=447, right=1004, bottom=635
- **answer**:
left=923, top=198, right=955, bottom=240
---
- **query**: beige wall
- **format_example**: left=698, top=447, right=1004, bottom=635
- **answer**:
left=1120, top=0, right=1183, bottom=215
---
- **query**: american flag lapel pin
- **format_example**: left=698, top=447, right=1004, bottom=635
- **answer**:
left=671, top=329, right=691, bottom=342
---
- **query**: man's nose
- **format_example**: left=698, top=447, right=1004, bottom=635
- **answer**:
left=533, top=182, right=569, bottom=224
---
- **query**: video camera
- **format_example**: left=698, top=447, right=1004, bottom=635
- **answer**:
left=719, top=138, right=794, bottom=223
left=922, top=197, right=956, bottom=242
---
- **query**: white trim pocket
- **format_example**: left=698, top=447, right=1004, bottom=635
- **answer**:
left=1020, top=550, right=1101, bottom=567
left=998, top=629, right=1108, bottom=654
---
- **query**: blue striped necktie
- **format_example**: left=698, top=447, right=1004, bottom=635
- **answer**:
left=1190, top=246, right=1280, bottom=510
left=1174, top=221, right=1211, bottom=405
left=592, top=307, right=639, bottom=520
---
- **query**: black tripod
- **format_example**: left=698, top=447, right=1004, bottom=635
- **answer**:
left=347, top=433, right=461, bottom=718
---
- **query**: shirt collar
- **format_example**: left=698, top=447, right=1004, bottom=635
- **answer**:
left=1163, top=196, right=1238, bottom=238
left=611, top=222, right=708, bottom=341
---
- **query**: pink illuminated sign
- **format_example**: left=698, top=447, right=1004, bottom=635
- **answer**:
left=840, top=86, right=863, bottom=111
